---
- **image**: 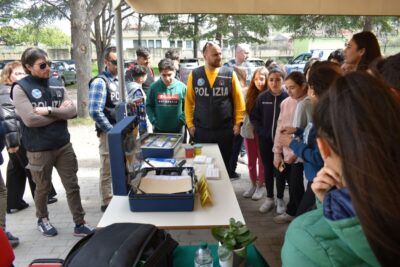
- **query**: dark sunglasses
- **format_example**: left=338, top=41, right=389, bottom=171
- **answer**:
left=36, top=61, right=52, bottom=70
left=110, top=60, right=118, bottom=65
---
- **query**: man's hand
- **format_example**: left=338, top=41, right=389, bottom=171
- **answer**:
left=281, top=126, right=296, bottom=135
left=189, top=127, right=196, bottom=137
left=60, top=100, right=73, bottom=108
left=311, top=166, right=344, bottom=202
left=7, top=146, right=19, bottom=153
left=273, top=159, right=281, bottom=170
left=33, top=107, right=49, bottom=116
left=280, top=134, right=293, bottom=147
left=233, top=124, right=240, bottom=136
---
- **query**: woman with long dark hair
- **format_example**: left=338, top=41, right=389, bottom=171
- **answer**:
left=343, top=31, right=382, bottom=71
left=282, top=71, right=400, bottom=266
left=241, top=67, right=268, bottom=200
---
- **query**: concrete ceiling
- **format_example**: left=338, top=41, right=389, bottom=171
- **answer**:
left=122, top=0, right=400, bottom=16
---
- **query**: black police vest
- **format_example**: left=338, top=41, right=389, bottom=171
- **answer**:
left=89, top=73, right=120, bottom=134
left=14, top=76, right=70, bottom=152
left=192, top=66, right=233, bottom=129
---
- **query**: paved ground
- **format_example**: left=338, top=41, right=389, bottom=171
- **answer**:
left=4, top=123, right=288, bottom=267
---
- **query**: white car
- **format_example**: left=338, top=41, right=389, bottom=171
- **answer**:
left=246, top=58, right=265, bottom=74
left=179, top=58, right=199, bottom=84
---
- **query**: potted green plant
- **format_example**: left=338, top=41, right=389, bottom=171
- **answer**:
left=211, top=218, right=257, bottom=267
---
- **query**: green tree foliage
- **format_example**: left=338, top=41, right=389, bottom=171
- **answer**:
left=204, top=15, right=272, bottom=45
left=38, top=26, right=70, bottom=46
left=0, top=25, right=70, bottom=46
left=0, top=26, right=21, bottom=45
left=158, top=14, right=207, bottom=58
left=273, top=15, right=400, bottom=38
left=0, top=0, right=19, bottom=24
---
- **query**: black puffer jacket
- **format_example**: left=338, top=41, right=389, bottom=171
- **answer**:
left=0, top=84, right=21, bottom=148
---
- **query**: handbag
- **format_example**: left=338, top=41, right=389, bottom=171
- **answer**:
left=240, top=114, right=254, bottom=139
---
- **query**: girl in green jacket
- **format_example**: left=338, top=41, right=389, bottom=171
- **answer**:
left=282, top=71, right=400, bottom=266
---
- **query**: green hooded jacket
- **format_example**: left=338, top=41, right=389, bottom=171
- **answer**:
left=282, top=200, right=380, bottom=267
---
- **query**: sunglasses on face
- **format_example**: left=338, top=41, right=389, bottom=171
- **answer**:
left=36, top=61, right=52, bottom=70
left=110, top=60, right=118, bottom=65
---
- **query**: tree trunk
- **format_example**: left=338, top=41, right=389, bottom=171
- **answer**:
left=94, top=15, right=104, bottom=73
left=138, top=13, right=143, bottom=47
left=363, top=16, right=373, bottom=32
left=193, top=14, right=199, bottom=58
left=70, top=0, right=92, bottom=118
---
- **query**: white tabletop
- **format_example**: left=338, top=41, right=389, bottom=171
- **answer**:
left=97, top=143, right=245, bottom=229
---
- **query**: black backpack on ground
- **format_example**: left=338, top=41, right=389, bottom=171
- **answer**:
left=63, top=223, right=178, bottom=267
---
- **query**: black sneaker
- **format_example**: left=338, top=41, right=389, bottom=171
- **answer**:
left=100, top=204, right=108, bottom=212
left=229, top=172, right=241, bottom=180
left=6, top=231, right=19, bottom=248
left=47, top=197, right=58, bottom=204
left=74, top=222, right=95, bottom=237
left=37, top=218, right=58, bottom=237
left=7, top=202, right=29, bottom=214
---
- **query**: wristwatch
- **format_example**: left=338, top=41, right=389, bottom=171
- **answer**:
left=47, top=106, right=52, bottom=115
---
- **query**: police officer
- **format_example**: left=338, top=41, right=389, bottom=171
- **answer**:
left=89, top=46, right=120, bottom=212
left=12, top=47, right=94, bottom=237
left=185, top=41, right=245, bottom=172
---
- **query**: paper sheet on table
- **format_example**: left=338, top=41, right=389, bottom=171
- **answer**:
left=138, top=176, right=192, bottom=194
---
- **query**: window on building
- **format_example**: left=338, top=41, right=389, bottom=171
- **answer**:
left=185, top=40, right=192, bottom=49
left=138, top=40, right=147, bottom=47
left=133, top=40, right=139, bottom=48
left=170, top=40, right=175, bottom=48
left=177, top=40, right=183, bottom=48
left=148, top=40, right=154, bottom=48
left=156, top=40, right=162, bottom=48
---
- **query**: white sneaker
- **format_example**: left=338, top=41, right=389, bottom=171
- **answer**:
left=273, top=212, right=294, bottom=224
left=251, top=185, right=264, bottom=200
left=276, top=198, right=286, bottom=214
left=259, top=197, right=274, bottom=213
left=242, top=185, right=256, bottom=198
left=238, top=155, right=248, bottom=165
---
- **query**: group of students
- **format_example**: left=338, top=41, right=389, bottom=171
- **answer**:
left=244, top=30, right=400, bottom=266
left=111, top=31, right=400, bottom=266
left=1, top=29, right=400, bottom=266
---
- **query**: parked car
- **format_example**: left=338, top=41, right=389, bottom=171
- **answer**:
left=247, top=58, right=265, bottom=73
left=0, top=60, right=15, bottom=74
left=285, top=52, right=312, bottom=74
left=311, top=49, right=335, bottom=61
left=179, top=58, right=199, bottom=84
left=50, top=61, right=77, bottom=85
left=179, top=58, right=199, bottom=70
left=63, top=59, right=76, bottom=70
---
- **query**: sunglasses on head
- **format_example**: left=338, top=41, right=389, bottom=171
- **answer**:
left=202, top=41, right=218, bottom=53
left=110, top=60, right=118, bottom=65
left=13, top=72, right=26, bottom=76
left=37, top=61, right=52, bottom=70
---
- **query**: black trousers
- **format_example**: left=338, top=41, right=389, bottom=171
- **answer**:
left=228, top=134, right=243, bottom=175
left=6, top=145, right=56, bottom=209
left=296, top=181, right=316, bottom=216
left=258, top=137, right=285, bottom=199
left=194, top=127, right=233, bottom=172
left=277, top=162, right=305, bottom=216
